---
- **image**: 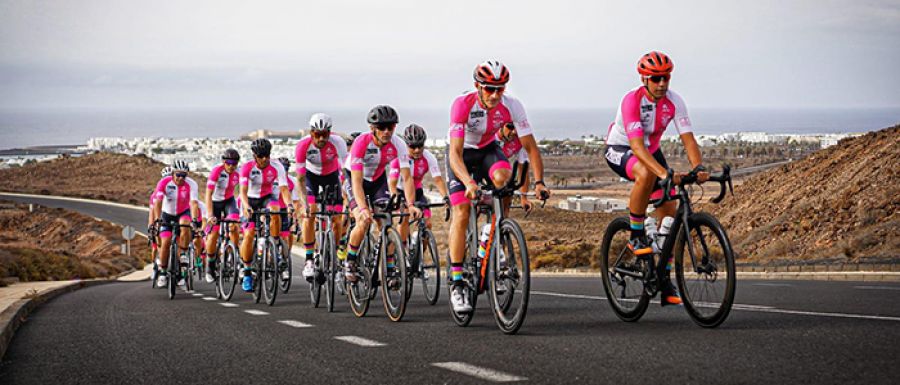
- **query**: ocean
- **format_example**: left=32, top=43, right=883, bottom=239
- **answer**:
left=0, top=107, right=898, bottom=150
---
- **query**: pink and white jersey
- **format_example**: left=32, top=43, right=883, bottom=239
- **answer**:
left=295, top=134, right=348, bottom=176
left=206, top=164, right=240, bottom=201
left=349, top=132, right=409, bottom=182
left=449, top=91, right=533, bottom=149
left=274, top=175, right=301, bottom=207
left=238, top=160, right=288, bottom=199
left=154, top=176, right=200, bottom=216
left=606, top=86, right=693, bottom=153
left=389, top=149, right=441, bottom=189
left=497, top=135, right=528, bottom=164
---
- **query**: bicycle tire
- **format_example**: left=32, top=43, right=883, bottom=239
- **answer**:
left=489, top=218, right=530, bottom=334
left=599, top=217, right=651, bottom=322
left=185, top=245, right=195, bottom=292
left=421, top=229, right=440, bottom=305
left=674, top=212, right=736, bottom=328
left=151, top=250, right=159, bottom=289
left=167, top=241, right=178, bottom=300
left=310, top=231, right=324, bottom=308
left=219, top=242, right=238, bottom=301
left=263, top=238, right=279, bottom=306
left=325, top=231, right=337, bottom=313
left=252, top=244, right=262, bottom=304
left=348, top=234, right=372, bottom=318
left=380, top=227, right=408, bottom=322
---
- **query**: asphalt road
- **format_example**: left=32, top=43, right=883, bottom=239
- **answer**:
left=1, top=193, right=899, bottom=384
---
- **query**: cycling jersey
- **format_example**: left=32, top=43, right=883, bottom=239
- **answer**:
left=207, top=164, right=240, bottom=201
left=497, top=135, right=528, bottom=164
left=605, top=86, right=693, bottom=153
left=388, top=149, right=441, bottom=189
left=449, top=91, right=533, bottom=149
left=238, top=160, right=288, bottom=199
left=274, top=175, right=301, bottom=208
left=349, top=132, right=409, bottom=182
left=153, top=176, right=200, bottom=216
left=295, top=134, right=348, bottom=176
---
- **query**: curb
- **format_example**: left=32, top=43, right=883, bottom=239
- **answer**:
left=530, top=271, right=900, bottom=282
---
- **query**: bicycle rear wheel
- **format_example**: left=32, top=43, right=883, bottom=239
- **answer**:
left=674, top=212, right=736, bottom=328
left=380, top=228, right=408, bottom=322
left=262, top=238, right=279, bottom=306
left=489, top=219, right=530, bottom=334
left=347, top=235, right=372, bottom=318
left=421, top=230, right=440, bottom=305
left=219, top=242, right=238, bottom=301
left=599, top=217, right=651, bottom=322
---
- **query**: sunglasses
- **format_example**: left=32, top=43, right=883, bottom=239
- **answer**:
left=312, top=131, right=329, bottom=139
left=374, top=124, right=395, bottom=132
left=481, top=85, right=506, bottom=94
left=646, top=75, right=670, bottom=83
left=223, top=159, right=238, bottom=165
left=409, top=144, right=424, bottom=150
left=174, top=172, right=188, bottom=178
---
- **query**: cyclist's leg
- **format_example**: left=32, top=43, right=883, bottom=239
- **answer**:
left=240, top=198, right=263, bottom=267
left=158, top=213, right=176, bottom=270
left=605, top=145, right=653, bottom=253
left=398, top=188, right=410, bottom=245
left=224, top=198, right=241, bottom=246
left=345, top=178, right=374, bottom=276
left=265, top=195, right=282, bottom=239
left=302, top=173, right=320, bottom=262
left=484, top=142, right=512, bottom=189
left=177, top=212, right=193, bottom=251
left=205, top=201, right=221, bottom=256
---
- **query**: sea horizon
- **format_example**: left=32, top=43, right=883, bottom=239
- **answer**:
left=1, top=106, right=897, bottom=150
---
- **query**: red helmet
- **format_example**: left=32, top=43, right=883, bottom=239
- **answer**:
left=637, top=51, right=673, bottom=76
left=473, top=60, right=510, bottom=85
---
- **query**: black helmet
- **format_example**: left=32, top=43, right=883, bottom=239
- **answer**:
left=250, top=138, right=272, bottom=157
left=346, top=131, right=362, bottom=147
left=222, top=148, right=240, bottom=161
left=277, top=157, right=291, bottom=171
left=403, top=124, right=427, bottom=147
left=366, top=105, right=398, bottom=125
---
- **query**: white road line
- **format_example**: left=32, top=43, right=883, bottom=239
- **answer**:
left=752, top=283, right=794, bottom=287
left=278, top=320, right=313, bottom=328
left=219, top=303, right=239, bottom=308
left=531, top=290, right=900, bottom=322
left=202, top=297, right=216, bottom=301
left=334, top=336, right=386, bottom=347
left=854, top=286, right=900, bottom=291
left=244, top=310, right=269, bottom=316
left=431, top=362, right=527, bottom=383
left=192, top=293, right=204, bottom=297
left=0, top=191, right=149, bottom=212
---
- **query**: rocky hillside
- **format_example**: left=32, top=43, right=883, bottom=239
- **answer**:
left=710, top=125, right=899, bottom=263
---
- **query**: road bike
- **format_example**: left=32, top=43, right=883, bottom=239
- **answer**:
left=214, top=218, right=242, bottom=300
left=403, top=201, right=448, bottom=305
left=307, top=186, right=347, bottom=312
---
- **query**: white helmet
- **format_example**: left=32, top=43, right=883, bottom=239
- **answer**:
left=160, top=166, right=173, bottom=177
left=172, top=160, right=190, bottom=172
left=308, top=113, right=333, bottom=133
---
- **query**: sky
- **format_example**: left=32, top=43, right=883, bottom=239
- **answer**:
left=1, top=0, right=899, bottom=111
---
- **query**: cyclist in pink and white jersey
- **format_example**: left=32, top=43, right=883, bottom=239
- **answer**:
left=295, top=113, right=349, bottom=281
left=202, top=148, right=241, bottom=282
left=345, top=105, right=421, bottom=284
left=604, top=51, right=708, bottom=306
left=275, top=156, right=302, bottom=280
left=388, top=124, right=449, bottom=246
left=237, top=138, right=293, bottom=292
left=446, top=60, right=550, bottom=313
left=152, top=160, right=200, bottom=288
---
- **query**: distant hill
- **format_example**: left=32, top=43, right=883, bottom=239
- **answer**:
left=710, top=125, right=899, bottom=263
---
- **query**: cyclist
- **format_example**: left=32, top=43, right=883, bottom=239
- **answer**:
left=275, top=156, right=302, bottom=280
left=345, top=105, right=421, bottom=284
left=203, top=148, right=241, bottom=283
left=237, top=138, right=294, bottom=292
left=496, top=122, right=535, bottom=215
left=388, top=123, right=449, bottom=248
left=294, top=113, right=348, bottom=281
left=152, top=160, right=201, bottom=288
left=446, top=60, right=550, bottom=312
left=604, top=51, right=708, bottom=306
left=148, top=166, right=172, bottom=280
left=336, top=131, right=363, bottom=263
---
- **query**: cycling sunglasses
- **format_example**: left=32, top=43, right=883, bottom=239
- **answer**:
left=481, top=85, right=506, bottom=94
left=223, top=159, right=238, bottom=165
left=374, top=124, right=395, bottom=132
left=311, top=131, right=330, bottom=139
left=646, top=75, right=670, bottom=83
left=174, top=172, right=188, bottom=178
left=408, top=144, right=424, bottom=150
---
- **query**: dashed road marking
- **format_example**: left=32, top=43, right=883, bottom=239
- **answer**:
left=219, top=303, right=239, bottom=308
left=334, top=336, right=386, bottom=347
left=244, top=310, right=269, bottom=316
left=278, top=320, right=313, bottom=328
left=202, top=297, right=216, bottom=301
left=431, top=362, right=527, bottom=382
left=192, top=293, right=204, bottom=297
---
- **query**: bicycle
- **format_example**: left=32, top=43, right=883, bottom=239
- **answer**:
left=163, top=222, right=195, bottom=300
left=214, top=218, right=242, bottom=301
left=403, top=200, right=449, bottom=305
left=599, top=166, right=735, bottom=328
left=239, top=208, right=290, bottom=306
left=448, top=162, right=544, bottom=334
left=148, top=221, right=161, bottom=289
left=307, top=186, right=347, bottom=312
left=277, top=216, right=293, bottom=294
left=346, top=195, right=410, bottom=322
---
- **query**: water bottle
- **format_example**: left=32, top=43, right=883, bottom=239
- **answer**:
left=256, top=237, right=265, bottom=256
left=658, top=216, right=675, bottom=248
left=477, top=224, right=491, bottom=259
left=645, top=216, right=660, bottom=253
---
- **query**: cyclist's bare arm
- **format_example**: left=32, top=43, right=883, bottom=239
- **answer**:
left=433, top=175, right=449, bottom=197
left=520, top=135, right=545, bottom=185
left=400, top=168, right=421, bottom=218
left=205, top=187, right=215, bottom=221
left=296, top=171, right=308, bottom=212
left=240, top=185, right=251, bottom=218
left=448, top=137, right=474, bottom=187
left=351, top=169, right=368, bottom=213
left=388, top=175, right=399, bottom=196
left=679, top=132, right=709, bottom=182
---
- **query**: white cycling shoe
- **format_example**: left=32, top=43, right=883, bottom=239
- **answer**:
left=450, top=284, right=473, bottom=313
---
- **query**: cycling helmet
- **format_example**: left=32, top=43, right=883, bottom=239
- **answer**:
left=309, top=113, right=333, bottom=133
left=221, top=148, right=240, bottom=161
left=250, top=138, right=272, bottom=157
left=172, top=160, right=190, bottom=172
left=160, top=166, right=172, bottom=178
left=277, top=157, right=291, bottom=171
left=637, top=51, right=674, bottom=76
left=346, top=131, right=362, bottom=147
left=403, top=124, right=427, bottom=147
left=473, top=60, right=510, bottom=85
left=366, top=105, right=399, bottom=125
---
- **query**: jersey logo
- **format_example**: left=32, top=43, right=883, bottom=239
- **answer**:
left=641, top=104, right=654, bottom=113
left=469, top=110, right=485, bottom=118
left=467, top=119, right=482, bottom=131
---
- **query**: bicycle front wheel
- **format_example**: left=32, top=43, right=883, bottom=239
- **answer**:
left=325, top=231, right=337, bottom=313
left=167, top=243, right=178, bottom=300
left=380, top=228, right=408, bottom=322
left=599, top=217, right=651, bottom=322
left=674, top=212, right=736, bottom=328
left=278, top=239, right=292, bottom=294
left=421, top=230, right=440, bottom=305
left=219, top=242, right=238, bottom=301
left=262, top=238, right=279, bottom=306
left=489, top=219, right=530, bottom=334
left=347, top=234, right=372, bottom=318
